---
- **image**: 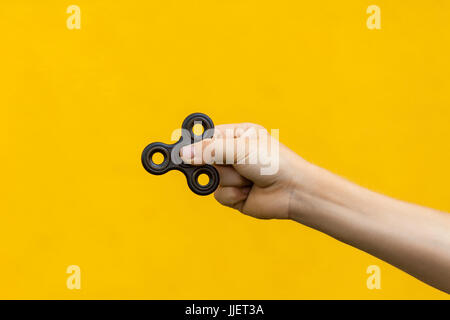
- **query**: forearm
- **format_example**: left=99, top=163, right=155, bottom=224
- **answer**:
left=289, top=160, right=450, bottom=293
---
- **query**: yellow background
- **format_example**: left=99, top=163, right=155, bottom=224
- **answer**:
left=1, top=0, right=449, bottom=299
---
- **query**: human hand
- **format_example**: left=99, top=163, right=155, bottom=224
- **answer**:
left=180, top=123, right=308, bottom=219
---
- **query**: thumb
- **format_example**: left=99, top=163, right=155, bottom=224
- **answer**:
left=179, top=139, right=213, bottom=165
left=180, top=136, right=242, bottom=165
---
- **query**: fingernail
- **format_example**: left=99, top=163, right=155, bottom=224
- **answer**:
left=180, top=145, right=194, bottom=161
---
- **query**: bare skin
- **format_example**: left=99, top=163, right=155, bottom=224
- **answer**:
left=180, top=123, right=450, bottom=294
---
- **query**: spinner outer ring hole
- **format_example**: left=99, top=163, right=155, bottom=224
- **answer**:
left=192, top=167, right=215, bottom=192
left=186, top=117, right=213, bottom=141
left=148, top=146, right=170, bottom=171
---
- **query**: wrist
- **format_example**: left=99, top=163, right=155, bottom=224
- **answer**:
left=287, top=159, right=359, bottom=227
left=286, top=158, right=386, bottom=247
left=286, top=158, right=321, bottom=221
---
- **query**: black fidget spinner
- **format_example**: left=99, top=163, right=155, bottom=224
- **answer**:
left=141, top=113, right=219, bottom=196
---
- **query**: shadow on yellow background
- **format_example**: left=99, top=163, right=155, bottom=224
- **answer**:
left=1, top=0, right=449, bottom=299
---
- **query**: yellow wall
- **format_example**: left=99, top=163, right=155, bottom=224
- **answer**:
left=1, top=0, right=449, bottom=299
